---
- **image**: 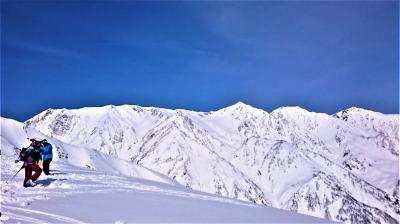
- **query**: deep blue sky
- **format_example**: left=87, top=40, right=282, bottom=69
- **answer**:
left=1, top=1, right=398, bottom=121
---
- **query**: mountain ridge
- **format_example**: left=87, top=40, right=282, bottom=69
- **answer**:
left=22, top=101, right=397, bottom=123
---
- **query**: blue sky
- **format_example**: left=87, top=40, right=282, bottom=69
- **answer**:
left=1, top=1, right=398, bottom=121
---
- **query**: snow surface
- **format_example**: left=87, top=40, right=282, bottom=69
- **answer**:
left=1, top=117, right=330, bottom=223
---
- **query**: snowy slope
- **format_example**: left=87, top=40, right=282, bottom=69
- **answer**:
left=1, top=117, right=172, bottom=184
left=21, top=102, right=400, bottom=223
left=1, top=158, right=329, bottom=223
left=1, top=117, right=329, bottom=223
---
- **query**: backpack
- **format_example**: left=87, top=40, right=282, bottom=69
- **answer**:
left=18, top=147, right=28, bottom=161
left=19, top=146, right=42, bottom=164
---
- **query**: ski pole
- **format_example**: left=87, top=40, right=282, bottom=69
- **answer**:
left=5, top=165, right=24, bottom=184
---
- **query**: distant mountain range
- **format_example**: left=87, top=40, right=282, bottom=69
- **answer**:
left=22, top=102, right=399, bottom=223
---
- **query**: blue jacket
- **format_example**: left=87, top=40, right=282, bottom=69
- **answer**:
left=41, top=143, right=53, bottom=161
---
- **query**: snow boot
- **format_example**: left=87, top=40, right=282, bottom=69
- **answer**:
left=25, top=179, right=36, bottom=187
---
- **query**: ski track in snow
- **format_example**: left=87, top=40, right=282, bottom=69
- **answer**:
left=2, top=205, right=84, bottom=223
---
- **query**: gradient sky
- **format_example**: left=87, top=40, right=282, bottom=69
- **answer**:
left=1, top=1, right=399, bottom=121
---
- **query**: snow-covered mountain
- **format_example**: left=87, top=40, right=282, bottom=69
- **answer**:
left=1, top=117, right=328, bottom=223
left=16, top=102, right=400, bottom=223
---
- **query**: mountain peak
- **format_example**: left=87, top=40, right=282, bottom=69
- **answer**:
left=217, top=101, right=267, bottom=116
left=225, top=101, right=254, bottom=110
left=232, top=101, right=248, bottom=107
left=335, top=107, right=386, bottom=117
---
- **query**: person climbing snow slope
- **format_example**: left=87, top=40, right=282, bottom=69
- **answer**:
left=15, top=139, right=44, bottom=187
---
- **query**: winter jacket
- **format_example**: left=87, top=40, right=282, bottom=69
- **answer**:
left=41, top=143, right=53, bottom=161
left=17, top=146, right=43, bottom=166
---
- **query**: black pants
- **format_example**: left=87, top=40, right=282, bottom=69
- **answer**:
left=43, top=159, right=52, bottom=175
